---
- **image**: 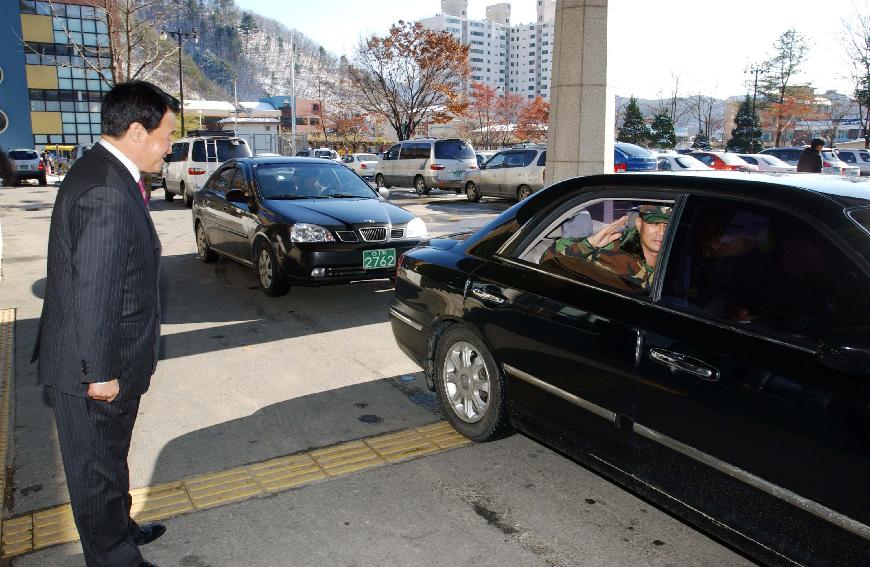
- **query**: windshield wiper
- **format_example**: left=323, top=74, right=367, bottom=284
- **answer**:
left=326, top=193, right=368, bottom=198
left=267, top=194, right=313, bottom=200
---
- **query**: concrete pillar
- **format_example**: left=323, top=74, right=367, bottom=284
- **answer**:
left=545, top=0, right=613, bottom=184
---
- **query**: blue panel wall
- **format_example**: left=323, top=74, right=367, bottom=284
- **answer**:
left=0, top=0, right=33, bottom=151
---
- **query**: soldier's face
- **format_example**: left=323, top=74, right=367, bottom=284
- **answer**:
left=636, top=217, right=668, bottom=256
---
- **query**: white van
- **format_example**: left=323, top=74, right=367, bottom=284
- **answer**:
left=162, top=131, right=252, bottom=206
left=373, top=138, right=477, bottom=195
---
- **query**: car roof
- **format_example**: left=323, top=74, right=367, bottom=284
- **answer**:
left=237, top=156, right=346, bottom=166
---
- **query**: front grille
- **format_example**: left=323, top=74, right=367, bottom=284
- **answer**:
left=390, top=228, right=404, bottom=239
left=336, top=231, right=359, bottom=242
left=359, top=227, right=387, bottom=242
left=324, top=266, right=394, bottom=277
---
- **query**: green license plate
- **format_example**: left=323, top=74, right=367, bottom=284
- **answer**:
left=362, top=248, right=396, bottom=269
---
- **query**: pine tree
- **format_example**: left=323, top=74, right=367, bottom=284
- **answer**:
left=691, top=129, right=711, bottom=150
left=726, top=95, right=763, bottom=153
left=617, top=97, right=648, bottom=145
left=649, top=111, right=677, bottom=149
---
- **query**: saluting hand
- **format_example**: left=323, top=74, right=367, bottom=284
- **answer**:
left=88, top=379, right=120, bottom=403
left=587, top=215, right=629, bottom=249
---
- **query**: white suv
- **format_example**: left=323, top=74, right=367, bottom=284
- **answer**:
left=162, top=131, right=251, bottom=206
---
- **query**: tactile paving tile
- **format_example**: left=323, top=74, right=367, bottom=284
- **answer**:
left=2, top=516, right=33, bottom=557
left=250, top=453, right=326, bottom=493
left=310, top=439, right=385, bottom=476
left=417, top=421, right=473, bottom=449
left=366, top=428, right=440, bottom=462
left=130, top=481, right=195, bottom=523
left=32, top=504, right=79, bottom=549
left=184, top=468, right=264, bottom=510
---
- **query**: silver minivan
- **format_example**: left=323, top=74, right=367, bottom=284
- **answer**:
left=463, top=145, right=546, bottom=202
left=162, top=132, right=251, bottom=206
left=374, top=138, right=477, bottom=195
left=834, top=148, right=870, bottom=176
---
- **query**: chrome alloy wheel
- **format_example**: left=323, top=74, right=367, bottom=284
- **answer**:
left=258, top=248, right=273, bottom=288
left=196, top=224, right=208, bottom=257
left=442, top=340, right=490, bottom=423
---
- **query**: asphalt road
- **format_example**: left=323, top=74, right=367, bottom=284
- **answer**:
left=0, top=182, right=751, bottom=566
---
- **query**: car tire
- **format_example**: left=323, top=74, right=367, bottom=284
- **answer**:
left=465, top=181, right=481, bottom=202
left=516, top=185, right=532, bottom=201
left=255, top=241, right=290, bottom=297
left=163, top=180, right=174, bottom=201
left=195, top=221, right=218, bottom=263
left=375, top=173, right=386, bottom=188
left=414, top=175, right=429, bottom=196
left=433, top=325, right=511, bottom=442
left=182, top=182, right=192, bottom=208
left=38, top=174, right=47, bottom=186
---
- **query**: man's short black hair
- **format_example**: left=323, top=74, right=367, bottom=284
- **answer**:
left=101, top=80, right=180, bottom=137
left=810, top=138, right=826, bottom=149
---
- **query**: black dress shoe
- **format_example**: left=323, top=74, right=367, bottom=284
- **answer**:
left=134, top=523, right=166, bottom=546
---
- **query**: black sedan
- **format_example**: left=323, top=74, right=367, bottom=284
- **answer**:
left=192, top=157, right=428, bottom=296
left=390, top=172, right=870, bottom=566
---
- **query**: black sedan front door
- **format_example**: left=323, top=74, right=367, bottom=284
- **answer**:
left=634, top=195, right=870, bottom=561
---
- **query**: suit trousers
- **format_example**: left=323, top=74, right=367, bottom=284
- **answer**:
left=50, top=387, right=144, bottom=567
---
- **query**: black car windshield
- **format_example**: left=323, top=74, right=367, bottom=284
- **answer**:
left=434, top=139, right=475, bottom=160
left=256, top=162, right=376, bottom=199
left=191, top=139, right=252, bottom=161
left=9, top=150, right=38, bottom=160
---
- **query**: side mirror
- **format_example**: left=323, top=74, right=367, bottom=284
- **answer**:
left=226, top=188, right=247, bottom=204
left=479, top=163, right=486, bottom=170
left=378, top=187, right=390, bottom=199
left=818, top=329, right=870, bottom=377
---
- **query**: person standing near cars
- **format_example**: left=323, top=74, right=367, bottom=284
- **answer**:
left=32, top=80, right=178, bottom=567
left=797, top=138, right=824, bottom=173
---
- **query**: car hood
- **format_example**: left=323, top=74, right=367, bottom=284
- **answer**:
left=265, top=197, right=416, bottom=227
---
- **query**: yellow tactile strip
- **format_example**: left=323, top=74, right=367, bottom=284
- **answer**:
left=0, top=310, right=16, bottom=554
left=2, top=420, right=470, bottom=558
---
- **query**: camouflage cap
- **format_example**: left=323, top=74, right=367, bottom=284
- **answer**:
left=637, top=204, right=672, bottom=224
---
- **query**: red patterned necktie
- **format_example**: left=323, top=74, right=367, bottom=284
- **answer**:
left=137, top=176, right=149, bottom=206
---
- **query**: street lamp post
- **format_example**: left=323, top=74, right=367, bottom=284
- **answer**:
left=749, top=64, right=765, bottom=148
left=161, top=26, right=198, bottom=136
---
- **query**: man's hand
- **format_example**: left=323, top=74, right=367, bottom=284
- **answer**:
left=88, top=379, right=119, bottom=402
left=587, top=215, right=629, bottom=249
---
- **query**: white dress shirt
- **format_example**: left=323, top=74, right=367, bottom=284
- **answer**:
left=98, top=139, right=140, bottom=183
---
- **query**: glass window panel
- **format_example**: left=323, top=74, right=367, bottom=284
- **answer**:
left=45, top=101, right=59, bottom=111
left=88, top=102, right=100, bottom=113
left=90, top=123, right=101, bottom=134
left=88, top=91, right=101, bottom=101
left=70, top=32, right=83, bottom=44
left=50, top=2, right=64, bottom=16
left=95, top=7, right=106, bottom=19
left=86, top=79, right=99, bottom=91
left=97, top=34, right=110, bottom=48
left=19, top=0, right=36, bottom=15
left=59, top=90, right=76, bottom=101
left=29, top=89, right=43, bottom=100
left=70, top=56, right=83, bottom=67
left=25, top=53, right=40, bottom=65
left=58, top=78, right=72, bottom=90
left=63, top=123, right=77, bottom=134
left=81, top=6, right=95, bottom=19
left=75, top=101, right=88, bottom=112
left=75, top=112, right=88, bottom=123
left=61, top=112, right=74, bottom=123
left=60, top=101, right=74, bottom=111
left=89, top=112, right=100, bottom=123
left=44, top=90, right=58, bottom=101
left=66, top=4, right=80, bottom=17
left=96, top=21, right=107, bottom=34
left=85, top=69, right=98, bottom=80
left=71, top=67, right=84, bottom=79
left=77, top=135, right=92, bottom=144
left=35, top=1, right=51, bottom=15
left=82, top=20, right=96, bottom=33
left=53, top=16, right=65, bottom=30
left=30, top=100, right=46, bottom=111
left=50, top=134, right=64, bottom=143
left=55, top=55, right=70, bottom=66
left=54, top=31, right=67, bottom=43
left=72, top=79, right=86, bottom=90
left=67, top=18, right=81, bottom=32
left=34, top=135, right=48, bottom=144
left=83, top=33, right=96, bottom=46
left=100, top=81, right=111, bottom=92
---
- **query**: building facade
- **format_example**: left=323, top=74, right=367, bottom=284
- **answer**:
left=421, top=0, right=556, bottom=100
left=0, top=0, right=111, bottom=153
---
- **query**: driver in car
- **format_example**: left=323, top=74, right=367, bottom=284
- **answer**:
left=542, top=205, right=672, bottom=291
left=295, top=168, right=325, bottom=197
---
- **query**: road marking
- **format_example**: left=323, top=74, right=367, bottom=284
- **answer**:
left=1, top=420, right=469, bottom=558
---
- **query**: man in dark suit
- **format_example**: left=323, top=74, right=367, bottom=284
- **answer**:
left=33, top=81, right=179, bottom=567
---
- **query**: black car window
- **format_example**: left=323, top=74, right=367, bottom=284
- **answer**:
left=537, top=150, right=546, bottom=167
left=859, top=151, right=870, bottom=162
left=216, top=139, right=252, bottom=161
left=230, top=168, right=247, bottom=193
left=695, top=154, right=714, bottom=166
left=657, top=158, right=672, bottom=171
left=840, top=151, right=856, bottom=163
left=9, top=150, right=38, bottom=160
left=211, top=168, right=236, bottom=195
left=661, top=196, right=870, bottom=344
left=486, top=152, right=507, bottom=168
left=434, top=139, right=474, bottom=160
left=741, top=156, right=758, bottom=165
left=191, top=140, right=206, bottom=162
left=384, top=144, right=400, bottom=161
left=505, top=152, right=526, bottom=168
left=256, top=163, right=375, bottom=199
left=514, top=197, right=676, bottom=295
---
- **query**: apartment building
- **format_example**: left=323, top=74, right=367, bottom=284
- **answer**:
left=422, top=0, right=556, bottom=100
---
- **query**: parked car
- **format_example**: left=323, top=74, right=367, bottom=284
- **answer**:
left=389, top=171, right=870, bottom=566
left=192, top=157, right=428, bottom=296
left=341, top=153, right=380, bottom=180
left=760, top=146, right=859, bottom=176
left=7, top=149, right=47, bottom=185
left=464, top=145, right=547, bottom=202
left=835, top=148, right=870, bottom=176
left=0, top=149, right=13, bottom=186
left=691, top=151, right=758, bottom=172
left=655, top=153, right=712, bottom=171
left=296, top=148, right=341, bottom=161
left=737, top=153, right=796, bottom=173
left=162, top=130, right=251, bottom=206
left=374, top=138, right=478, bottom=195
left=613, top=142, right=657, bottom=172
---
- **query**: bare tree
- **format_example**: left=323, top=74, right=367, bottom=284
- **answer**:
left=842, top=4, right=870, bottom=147
left=760, top=28, right=810, bottom=147
left=820, top=96, right=857, bottom=145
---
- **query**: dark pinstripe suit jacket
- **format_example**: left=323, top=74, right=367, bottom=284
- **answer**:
left=34, top=143, right=161, bottom=400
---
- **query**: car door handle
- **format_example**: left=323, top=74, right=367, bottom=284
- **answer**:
left=470, top=284, right=507, bottom=305
left=650, top=349, right=719, bottom=381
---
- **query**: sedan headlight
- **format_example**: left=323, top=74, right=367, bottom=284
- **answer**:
left=289, top=223, right=335, bottom=242
left=405, top=217, right=428, bottom=239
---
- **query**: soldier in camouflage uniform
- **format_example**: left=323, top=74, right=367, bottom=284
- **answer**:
left=541, top=205, right=672, bottom=291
